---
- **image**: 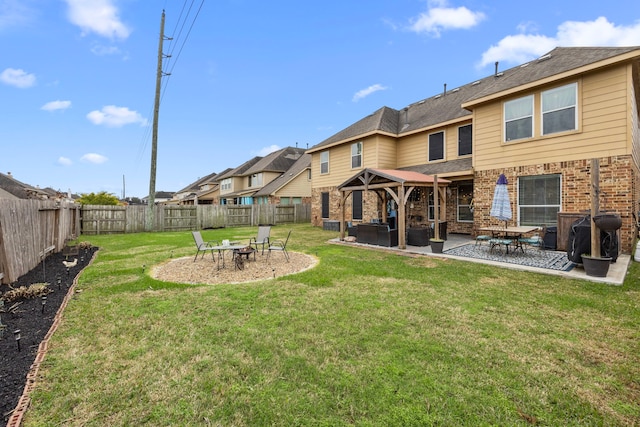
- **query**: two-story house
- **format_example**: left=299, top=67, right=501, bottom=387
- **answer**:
left=307, top=46, right=640, bottom=254
left=217, top=146, right=306, bottom=205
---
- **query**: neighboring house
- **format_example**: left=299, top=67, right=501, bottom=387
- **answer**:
left=306, top=46, right=640, bottom=254
left=142, top=191, right=174, bottom=205
left=253, top=153, right=312, bottom=205
left=218, top=146, right=307, bottom=205
left=165, top=171, right=221, bottom=205
left=0, top=172, right=61, bottom=200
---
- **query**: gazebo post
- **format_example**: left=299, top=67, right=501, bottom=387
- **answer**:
left=397, top=185, right=406, bottom=249
left=339, top=191, right=348, bottom=241
left=433, top=175, right=440, bottom=240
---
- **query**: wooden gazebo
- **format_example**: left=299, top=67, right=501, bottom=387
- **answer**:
left=337, top=168, right=450, bottom=249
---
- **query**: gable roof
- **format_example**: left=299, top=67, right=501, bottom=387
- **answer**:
left=0, top=172, right=49, bottom=199
left=463, top=46, right=640, bottom=106
left=243, top=146, right=306, bottom=176
left=254, top=153, right=311, bottom=197
left=175, top=171, right=220, bottom=194
left=215, top=156, right=264, bottom=181
left=308, top=46, right=640, bottom=153
left=338, top=168, right=450, bottom=191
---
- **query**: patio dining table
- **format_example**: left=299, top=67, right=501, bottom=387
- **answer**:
left=478, top=226, right=539, bottom=254
left=210, top=244, right=247, bottom=269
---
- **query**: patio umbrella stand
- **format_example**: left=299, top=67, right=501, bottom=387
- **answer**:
left=490, top=173, right=512, bottom=228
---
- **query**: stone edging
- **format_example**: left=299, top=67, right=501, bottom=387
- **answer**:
left=7, top=249, right=99, bottom=427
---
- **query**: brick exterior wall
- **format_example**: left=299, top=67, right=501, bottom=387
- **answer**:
left=313, top=155, right=638, bottom=253
left=474, top=155, right=636, bottom=254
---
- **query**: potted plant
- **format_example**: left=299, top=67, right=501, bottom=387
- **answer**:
left=430, top=239, right=445, bottom=254
left=581, top=254, right=612, bottom=277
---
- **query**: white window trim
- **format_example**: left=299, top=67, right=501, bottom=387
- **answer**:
left=504, top=95, right=534, bottom=142
left=351, top=141, right=362, bottom=169
left=541, top=82, right=577, bottom=136
left=320, top=151, right=329, bottom=175
left=516, top=174, right=562, bottom=226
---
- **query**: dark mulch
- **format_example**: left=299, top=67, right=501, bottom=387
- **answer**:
left=1, top=247, right=97, bottom=424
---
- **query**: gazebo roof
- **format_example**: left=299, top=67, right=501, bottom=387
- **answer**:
left=338, top=168, right=451, bottom=191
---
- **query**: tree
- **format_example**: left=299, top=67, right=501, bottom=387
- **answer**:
left=77, top=191, right=120, bottom=206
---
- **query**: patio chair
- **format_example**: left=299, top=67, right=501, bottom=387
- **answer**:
left=192, top=231, right=218, bottom=262
left=250, top=225, right=271, bottom=255
left=518, top=227, right=545, bottom=253
left=267, top=230, right=291, bottom=262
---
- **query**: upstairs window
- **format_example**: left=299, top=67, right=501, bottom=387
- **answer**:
left=428, top=131, right=444, bottom=161
left=505, top=95, right=533, bottom=141
left=248, top=173, right=263, bottom=187
left=458, top=124, right=472, bottom=156
left=351, top=141, right=362, bottom=169
left=221, top=178, right=231, bottom=191
left=320, top=151, right=329, bottom=174
left=542, top=83, right=577, bottom=135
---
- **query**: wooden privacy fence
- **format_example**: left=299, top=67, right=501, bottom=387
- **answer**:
left=80, top=203, right=311, bottom=234
left=0, top=199, right=80, bottom=284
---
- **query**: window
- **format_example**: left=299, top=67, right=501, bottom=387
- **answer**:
left=292, top=197, right=302, bottom=204
left=280, top=197, right=290, bottom=205
left=320, top=151, right=329, bottom=174
left=307, top=169, right=311, bottom=180
left=518, top=174, right=561, bottom=226
left=505, top=95, right=533, bottom=141
left=427, top=190, right=442, bottom=221
left=542, top=83, right=576, bottom=135
left=352, top=190, right=363, bottom=220
left=457, top=182, right=473, bottom=222
left=321, top=192, right=329, bottom=218
left=221, top=178, right=231, bottom=191
left=248, top=173, right=263, bottom=187
left=428, top=131, right=444, bottom=161
left=458, top=124, right=472, bottom=156
left=351, top=141, right=362, bottom=168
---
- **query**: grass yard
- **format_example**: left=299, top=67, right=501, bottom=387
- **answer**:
left=23, top=224, right=640, bottom=426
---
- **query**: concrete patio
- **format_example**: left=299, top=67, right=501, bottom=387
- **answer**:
left=332, top=233, right=631, bottom=285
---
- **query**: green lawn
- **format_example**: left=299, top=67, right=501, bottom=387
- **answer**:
left=24, top=224, right=640, bottom=426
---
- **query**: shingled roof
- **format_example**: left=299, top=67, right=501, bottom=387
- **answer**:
left=254, top=153, right=311, bottom=197
left=308, top=46, right=640, bottom=152
left=0, top=172, right=49, bottom=199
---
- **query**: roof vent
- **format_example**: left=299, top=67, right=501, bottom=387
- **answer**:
left=451, top=87, right=459, bottom=93
left=433, top=94, right=442, bottom=99
left=537, top=53, right=552, bottom=62
left=520, top=62, right=530, bottom=68
left=471, top=80, right=481, bottom=86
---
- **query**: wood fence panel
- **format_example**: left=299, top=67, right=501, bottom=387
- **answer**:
left=163, top=206, right=197, bottom=231
left=78, top=203, right=310, bottom=235
left=81, top=205, right=127, bottom=234
left=0, top=200, right=78, bottom=284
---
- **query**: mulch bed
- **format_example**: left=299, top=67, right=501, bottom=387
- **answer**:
left=0, top=247, right=97, bottom=425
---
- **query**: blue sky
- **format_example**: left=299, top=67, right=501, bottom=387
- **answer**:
left=2, top=0, right=640, bottom=198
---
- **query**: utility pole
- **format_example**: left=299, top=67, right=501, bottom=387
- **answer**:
left=147, top=10, right=171, bottom=230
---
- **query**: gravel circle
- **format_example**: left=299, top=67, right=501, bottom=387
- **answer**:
left=150, top=250, right=317, bottom=285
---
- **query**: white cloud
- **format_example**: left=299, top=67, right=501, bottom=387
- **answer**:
left=58, top=156, right=73, bottom=166
left=408, top=1, right=485, bottom=37
left=0, top=68, right=36, bottom=88
left=86, top=105, right=147, bottom=127
left=90, top=44, right=122, bottom=56
left=0, top=0, right=35, bottom=30
left=81, top=153, right=108, bottom=164
left=478, top=17, right=640, bottom=69
left=352, top=84, right=388, bottom=102
left=42, top=100, right=72, bottom=112
left=255, top=145, right=282, bottom=156
left=64, top=0, right=130, bottom=40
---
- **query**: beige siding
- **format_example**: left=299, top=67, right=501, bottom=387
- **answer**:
left=475, top=67, right=631, bottom=171
left=397, top=120, right=472, bottom=168
left=312, top=135, right=390, bottom=188
left=276, top=171, right=312, bottom=197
